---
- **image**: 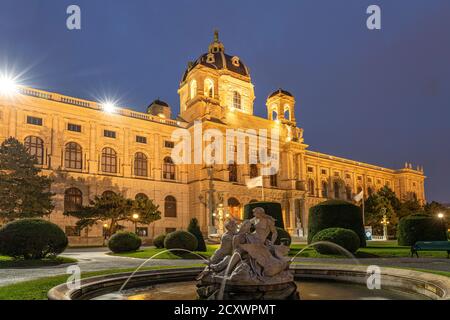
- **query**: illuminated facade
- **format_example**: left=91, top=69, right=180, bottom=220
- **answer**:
left=0, top=32, right=426, bottom=245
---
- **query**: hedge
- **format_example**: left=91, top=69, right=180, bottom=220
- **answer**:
left=397, top=214, right=447, bottom=246
left=0, top=219, right=68, bottom=259
left=153, top=234, right=166, bottom=248
left=187, top=218, right=206, bottom=252
left=108, top=232, right=142, bottom=253
left=311, top=227, right=360, bottom=254
left=308, top=200, right=366, bottom=248
left=164, top=230, right=198, bottom=255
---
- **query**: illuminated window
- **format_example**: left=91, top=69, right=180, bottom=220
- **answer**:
left=136, top=136, right=147, bottom=144
left=101, top=147, right=117, bottom=173
left=104, top=130, right=116, bottom=139
left=134, top=152, right=148, bottom=177
left=308, top=178, right=315, bottom=196
left=65, top=142, right=82, bottom=170
left=164, top=196, right=177, bottom=217
left=68, top=123, right=81, bottom=132
left=27, top=116, right=42, bottom=126
left=204, top=79, right=214, bottom=98
left=64, top=188, right=82, bottom=212
left=233, top=91, right=241, bottom=109
left=322, top=181, right=328, bottom=198
left=249, top=164, right=258, bottom=179
left=190, top=80, right=197, bottom=99
left=228, top=163, right=238, bottom=182
left=163, top=157, right=175, bottom=180
left=24, top=136, right=44, bottom=165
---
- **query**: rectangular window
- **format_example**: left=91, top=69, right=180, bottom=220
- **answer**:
left=357, top=176, right=362, bottom=181
left=136, top=135, right=147, bottom=144
left=334, top=172, right=340, bottom=177
left=65, top=226, right=80, bottom=237
left=346, top=174, right=351, bottom=179
left=68, top=123, right=81, bottom=132
left=307, top=167, right=314, bottom=173
left=377, top=179, right=381, bottom=184
left=104, top=130, right=116, bottom=139
left=367, top=178, right=372, bottom=183
left=164, top=140, right=174, bottom=148
left=27, top=116, right=42, bottom=126
left=321, top=169, right=327, bottom=175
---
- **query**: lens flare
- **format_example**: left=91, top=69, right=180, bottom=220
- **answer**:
left=0, top=74, right=18, bottom=96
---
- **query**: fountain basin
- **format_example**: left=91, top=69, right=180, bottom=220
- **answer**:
left=48, top=265, right=450, bottom=300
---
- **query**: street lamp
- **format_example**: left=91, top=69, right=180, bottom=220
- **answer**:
left=437, top=213, right=444, bottom=219
left=132, top=213, right=139, bottom=234
left=381, top=214, right=390, bottom=241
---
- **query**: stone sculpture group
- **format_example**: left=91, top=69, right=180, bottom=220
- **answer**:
left=197, top=207, right=299, bottom=300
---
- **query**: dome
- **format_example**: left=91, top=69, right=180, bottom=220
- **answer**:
left=181, top=31, right=250, bottom=82
left=147, top=99, right=171, bottom=118
left=268, top=88, right=293, bottom=99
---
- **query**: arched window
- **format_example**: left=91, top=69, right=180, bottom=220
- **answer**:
left=64, top=188, right=82, bottom=212
left=134, top=152, right=148, bottom=177
left=308, top=178, right=315, bottom=196
left=346, top=186, right=352, bottom=201
left=135, top=193, right=148, bottom=201
left=164, top=195, right=177, bottom=217
left=272, top=110, right=278, bottom=121
left=102, top=190, right=116, bottom=198
left=334, top=181, right=341, bottom=199
left=190, top=80, right=197, bottom=99
left=249, top=164, right=258, bottom=179
left=163, top=157, right=175, bottom=180
left=321, top=181, right=328, bottom=198
left=228, top=163, right=238, bottom=182
left=24, top=136, right=44, bottom=165
left=65, top=142, right=82, bottom=170
left=284, top=105, right=290, bottom=120
left=204, top=79, right=214, bottom=98
left=101, top=147, right=117, bottom=173
left=233, top=91, right=241, bottom=109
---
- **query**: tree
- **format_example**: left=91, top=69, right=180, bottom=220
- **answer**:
left=64, top=192, right=161, bottom=237
left=365, top=193, right=397, bottom=235
left=398, top=198, right=422, bottom=219
left=187, top=218, right=207, bottom=252
left=424, top=201, right=450, bottom=224
left=0, top=137, right=54, bottom=221
left=377, top=186, right=401, bottom=212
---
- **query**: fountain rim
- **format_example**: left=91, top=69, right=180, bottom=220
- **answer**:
left=48, top=265, right=450, bottom=300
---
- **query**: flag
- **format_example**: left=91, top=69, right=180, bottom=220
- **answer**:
left=246, top=176, right=263, bottom=189
left=354, top=190, right=364, bottom=202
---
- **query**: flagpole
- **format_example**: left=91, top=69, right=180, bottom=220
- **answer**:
left=362, top=190, right=365, bottom=225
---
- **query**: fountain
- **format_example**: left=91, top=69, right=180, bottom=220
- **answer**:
left=47, top=206, right=450, bottom=300
left=196, top=208, right=299, bottom=300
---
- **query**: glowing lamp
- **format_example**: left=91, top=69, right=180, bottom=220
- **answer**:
left=0, top=75, right=18, bottom=96
left=101, top=101, right=116, bottom=113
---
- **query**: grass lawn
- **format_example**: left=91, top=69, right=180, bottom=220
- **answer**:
left=0, top=264, right=203, bottom=300
left=111, top=245, right=219, bottom=260
left=289, top=240, right=450, bottom=259
left=0, top=256, right=77, bottom=269
left=113, top=241, right=449, bottom=260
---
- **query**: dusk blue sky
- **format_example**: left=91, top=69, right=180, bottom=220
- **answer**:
left=0, top=1, right=449, bottom=202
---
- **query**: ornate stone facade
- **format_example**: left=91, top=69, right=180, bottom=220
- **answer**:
left=0, top=32, right=425, bottom=245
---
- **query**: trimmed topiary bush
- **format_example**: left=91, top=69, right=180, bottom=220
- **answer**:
left=164, top=230, right=198, bottom=255
left=0, top=218, right=68, bottom=259
left=153, top=234, right=166, bottom=249
left=274, top=227, right=292, bottom=246
left=311, top=227, right=360, bottom=254
left=243, top=202, right=284, bottom=229
left=108, top=232, right=142, bottom=253
left=308, top=200, right=366, bottom=248
left=397, top=214, right=447, bottom=246
left=187, top=218, right=206, bottom=252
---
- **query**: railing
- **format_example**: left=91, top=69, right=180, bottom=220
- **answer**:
left=16, top=86, right=185, bottom=128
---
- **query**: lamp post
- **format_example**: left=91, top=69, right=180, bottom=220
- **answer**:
left=437, top=213, right=444, bottom=219
left=132, top=213, right=139, bottom=234
left=381, top=213, right=390, bottom=241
